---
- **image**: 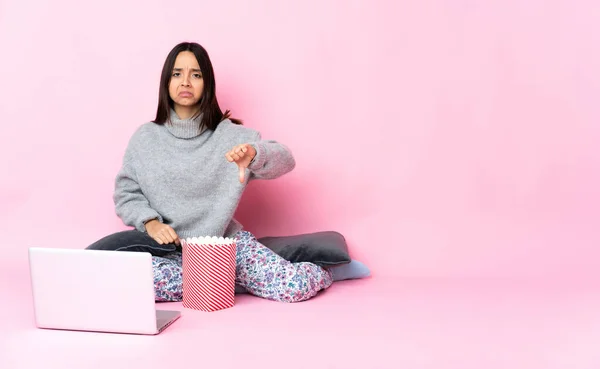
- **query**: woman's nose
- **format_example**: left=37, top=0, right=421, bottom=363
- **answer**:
left=181, top=73, right=191, bottom=86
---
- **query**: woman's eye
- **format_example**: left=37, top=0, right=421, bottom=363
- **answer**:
left=193, top=74, right=202, bottom=78
left=172, top=72, right=181, bottom=77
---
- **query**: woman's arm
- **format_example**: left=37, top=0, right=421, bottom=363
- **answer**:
left=247, top=132, right=296, bottom=180
left=113, top=146, right=163, bottom=232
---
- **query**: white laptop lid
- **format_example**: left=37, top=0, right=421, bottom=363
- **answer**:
left=28, top=247, right=160, bottom=335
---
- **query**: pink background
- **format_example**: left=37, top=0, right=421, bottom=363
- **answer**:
left=1, top=0, right=599, bottom=280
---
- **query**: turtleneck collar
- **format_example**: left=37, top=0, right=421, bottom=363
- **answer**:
left=165, top=108, right=205, bottom=139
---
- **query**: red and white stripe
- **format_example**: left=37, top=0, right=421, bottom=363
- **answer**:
left=181, top=239, right=237, bottom=312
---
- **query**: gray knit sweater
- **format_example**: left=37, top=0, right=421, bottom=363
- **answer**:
left=113, top=109, right=296, bottom=239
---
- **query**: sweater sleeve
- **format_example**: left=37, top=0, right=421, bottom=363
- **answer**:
left=247, top=131, right=296, bottom=180
left=113, top=143, right=163, bottom=232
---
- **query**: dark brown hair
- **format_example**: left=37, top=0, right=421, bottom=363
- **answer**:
left=153, top=42, right=242, bottom=129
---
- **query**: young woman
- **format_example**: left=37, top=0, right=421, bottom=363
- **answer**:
left=86, top=42, right=333, bottom=303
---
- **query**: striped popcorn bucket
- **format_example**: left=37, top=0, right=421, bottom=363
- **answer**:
left=181, top=236, right=237, bottom=312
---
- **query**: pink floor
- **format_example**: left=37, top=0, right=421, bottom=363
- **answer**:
left=2, top=263, right=600, bottom=369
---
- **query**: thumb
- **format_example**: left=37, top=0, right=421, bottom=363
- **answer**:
left=238, top=164, right=245, bottom=183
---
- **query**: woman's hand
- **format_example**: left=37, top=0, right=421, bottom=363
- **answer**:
left=145, top=219, right=180, bottom=245
left=225, top=144, right=257, bottom=183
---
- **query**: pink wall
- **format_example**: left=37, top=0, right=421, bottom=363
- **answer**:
left=1, top=0, right=599, bottom=279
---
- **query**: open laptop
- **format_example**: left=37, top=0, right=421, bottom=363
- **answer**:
left=28, top=247, right=181, bottom=335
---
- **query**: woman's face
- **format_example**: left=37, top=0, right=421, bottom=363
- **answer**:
left=169, top=51, right=204, bottom=109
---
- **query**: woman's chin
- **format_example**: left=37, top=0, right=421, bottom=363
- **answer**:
left=173, top=99, right=200, bottom=108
